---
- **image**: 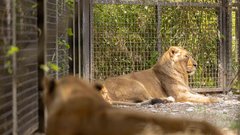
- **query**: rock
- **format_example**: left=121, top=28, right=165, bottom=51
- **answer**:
left=186, top=107, right=194, bottom=112
left=172, top=109, right=179, bottom=112
left=228, top=91, right=233, bottom=96
left=222, top=109, right=228, bottom=114
left=166, top=96, right=175, bottom=102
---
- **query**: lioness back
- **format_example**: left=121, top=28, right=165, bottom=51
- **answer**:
left=104, top=69, right=167, bottom=102
left=43, top=76, right=223, bottom=135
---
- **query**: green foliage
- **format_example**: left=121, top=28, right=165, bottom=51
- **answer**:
left=93, top=4, right=157, bottom=79
left=67, top=28, right=73, bottom=37
left=40, top=64, right=50, bottom=73
left=4, top=45, right=20, bottom=74
left=7, top=45, right=19, bottom=57
left=48, top=62, right=60, bottom=71
left=65, top=0, right=74, bottom=13
left=93, top=3, right=238, bottom=89
left=160, top=7, right=219, bottom=88
left=31, top=3, right=38, bottom=9
left=58, top=39, right=70, bottom=49
left=40, top=62, right=60, bottom=73
left=4, top=61, right=12, bottom=74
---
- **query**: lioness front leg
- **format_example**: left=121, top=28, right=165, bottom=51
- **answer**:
left=176, top=92, right=220, bottom=103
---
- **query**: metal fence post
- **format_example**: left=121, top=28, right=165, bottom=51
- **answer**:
left=236, top=2, right=240, bottom=75
left=73, top=0, right=80, bottom=77
left=156, top=2, right=162, bottom=54
left=220, top=0, right=231, bottom=92
left=236, top=3, right=240, bottom=81
left=37, top=0, right=47, bottom=132
left=11, top=0, right=17, bottom=134
left=68, top=7, right=74, bottom=74
left=80, top=0, right=91, bottom=80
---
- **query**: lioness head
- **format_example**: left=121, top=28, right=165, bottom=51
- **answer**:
left=160, top=46, right=197, bottom=76
left=42, top=76, right=108, bottom=111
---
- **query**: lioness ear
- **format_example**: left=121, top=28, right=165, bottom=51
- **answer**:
left=93, top=82, right=104, bottom=92
left=169, top=46, right=180, bottom=57
left=42, top=77, right=56, bottom=96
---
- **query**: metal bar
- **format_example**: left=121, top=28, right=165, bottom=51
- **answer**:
left=11, top=0, right=17, bottom=134
left=156, top=3, right=161, bottom=54
left=68, top=4, right=74, bottom=74
left=227, top=0, right=233, bottom=91
left=192, top=88, right=224, bottom=93
left=80, top=0, right=91, bottom=80
left=74, top=0, right=80, bottom=76
left=37, top=0, right=47, bottom=132
left=77, top=0, right=83, bottom=77
left=94, top=0, right=220, bottom=8
left=90, top=0, right=94, bottom=81
left=219, top=0, right=228, bottom=92
left=222, top=0, right=231, bottom=93
left=56, top=0, right=59, bottom=79
left=218, top=1, right=223, bottom=90
left=237, top=3, right=240, bottom=81
left=158, top=2, right=220, bottom=8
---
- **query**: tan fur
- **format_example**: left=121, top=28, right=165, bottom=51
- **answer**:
left=43, top=76, right=223, bottom=135
left=102, top=46, right=219, bottom=104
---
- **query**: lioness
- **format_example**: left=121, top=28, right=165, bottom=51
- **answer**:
left=102, top=46, right=219, bottom=104
left=43, top=76, right=223, bottom=135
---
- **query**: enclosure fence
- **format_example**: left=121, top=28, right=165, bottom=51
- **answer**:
left=0, top=0, right=39, bottom=134
left=0, top=0, right=70, bottom=134
left=0, top=0, right=239, bottom=135
left=91, top=0, right=240, bottom=92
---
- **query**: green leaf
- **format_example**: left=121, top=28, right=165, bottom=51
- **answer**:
left=31, top=3, right=38, bottom=9
left=68, top=56, right=72, bottom=61
left=67, top=28, right=73, bottom=36
left=48, top=63, right=60, bottom=72
left=4, top=61, right=12, bottom=74
left=7, top=45, right=19, bottom=57
left=40, top=64, right=50, bottom=72
left=65, top=43, right=70, bottom=49
left=58, top=39, right=70, bottom=49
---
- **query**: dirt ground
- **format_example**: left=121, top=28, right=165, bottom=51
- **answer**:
left=114, top=93, right=240, bottom=133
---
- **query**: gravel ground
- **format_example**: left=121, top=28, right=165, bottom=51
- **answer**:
left=114, top=93, right=240, bottom=131
left=34, top=93, right=240, bottom=135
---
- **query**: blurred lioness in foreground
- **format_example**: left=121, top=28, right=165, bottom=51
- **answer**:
left=43, top=76, right=223, bottom=135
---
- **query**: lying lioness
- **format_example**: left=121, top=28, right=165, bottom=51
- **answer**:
left=43, top=76, right=223, bottom=135
left=102, top=46, right=219, bottom=104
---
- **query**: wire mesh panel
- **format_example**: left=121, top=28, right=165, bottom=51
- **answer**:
left=93, top=3, right=158, bottom=80
left=0, top=1, right=13, bottom=134
left=57, top=0, right=70, bottom=78
left=15, top=0, right=39, bottom=134
left=46, top=0, right=70, bottom=78
left=159, top=5, right=220, bottom=89
left=91, top=0, right=228, bottom=92
left=230, top=2, right=240, bottom=90
left=46, top=0, right=58, bottom=78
